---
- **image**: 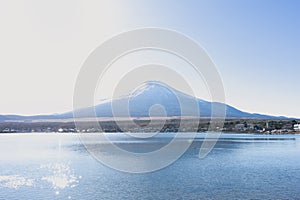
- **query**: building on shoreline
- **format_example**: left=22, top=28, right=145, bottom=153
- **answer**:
left=294, top=124, right=300, bottom=131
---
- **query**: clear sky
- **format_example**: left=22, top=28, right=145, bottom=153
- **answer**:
left=0, top=0, right=299, bottom=118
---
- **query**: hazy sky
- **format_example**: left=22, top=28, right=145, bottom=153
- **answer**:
left=0, top=0, right=299, bottom=118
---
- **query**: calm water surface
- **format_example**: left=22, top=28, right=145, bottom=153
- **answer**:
left=0, top=133, right=299, bottom=199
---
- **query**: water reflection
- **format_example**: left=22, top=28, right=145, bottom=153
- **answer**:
left=0, top=175, right=34, bottom=189
left=0, top=133, right=299, bottom=199
left=40, top=163, right=80, bottom=189
left=0, top=163, right=79, bottom=190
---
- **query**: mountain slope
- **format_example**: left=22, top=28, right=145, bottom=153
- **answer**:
left=0, top=81, right=290, bottom=121
left=91, top=81, right=281, bottom=119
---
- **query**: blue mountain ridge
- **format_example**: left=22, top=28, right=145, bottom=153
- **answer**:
left=0, top=81, right=292, bottom=121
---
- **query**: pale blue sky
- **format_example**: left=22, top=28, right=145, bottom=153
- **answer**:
left=123, top=0, right=300, bottom=117
left=0, top=0, right=299, bottom=117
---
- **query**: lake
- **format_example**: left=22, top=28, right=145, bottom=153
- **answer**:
left=0, top=133, right=299, bottom=199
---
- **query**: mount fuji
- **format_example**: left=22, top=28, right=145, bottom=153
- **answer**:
left=0, top=81, right=289, bottom=121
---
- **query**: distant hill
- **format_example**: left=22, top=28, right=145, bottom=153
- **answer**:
left=0, top=81, right=293, bottom=121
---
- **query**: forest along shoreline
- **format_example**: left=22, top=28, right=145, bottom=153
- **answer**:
left=0, top=118, right=300, bottom=134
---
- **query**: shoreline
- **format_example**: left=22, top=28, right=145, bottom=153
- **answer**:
left=0, top=118, right=299, bottom=134
left=0, top=131, right=299, bottom=135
